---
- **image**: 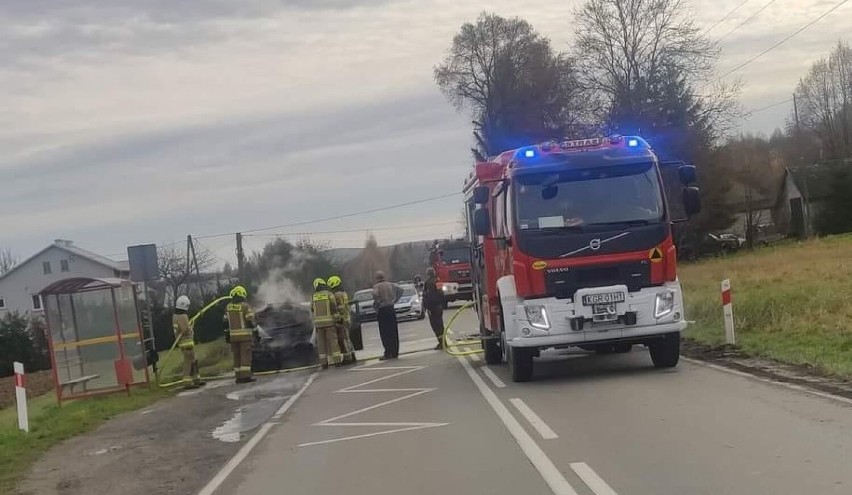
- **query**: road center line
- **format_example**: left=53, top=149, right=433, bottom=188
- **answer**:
left=482, top=367, right=506, bottom=388
left=510, top=398, right=558, bottom=440
left=570, top=462, right=620, bottom=495
left=458, top=357, right=579, bottom=495
left=197, top=372, right=318, bottom=495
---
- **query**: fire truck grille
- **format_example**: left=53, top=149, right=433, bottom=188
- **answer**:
left=544, top=261, right=652, bottom=299
left=450, top=269, right=470, bottom=280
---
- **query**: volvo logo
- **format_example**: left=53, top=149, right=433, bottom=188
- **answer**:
left=559, top=231, right=632, bottom=258
left=589, top=238, right=602, bottom=250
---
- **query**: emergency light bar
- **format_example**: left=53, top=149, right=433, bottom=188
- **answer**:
left=513, top=135, right=649, bottom=162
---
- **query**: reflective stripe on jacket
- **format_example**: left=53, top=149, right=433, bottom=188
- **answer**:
left=226, top=301, right=255, bottom=341
left=312, top=290, right=338, bottom=328
left=173, top=313, right=194, bottom=348
left=334, top=290, right=350, bottom=325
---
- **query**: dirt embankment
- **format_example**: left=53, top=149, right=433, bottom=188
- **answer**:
left=682, top=338, right=852, bottom=401
left=0, top=371, right=54, bottom=409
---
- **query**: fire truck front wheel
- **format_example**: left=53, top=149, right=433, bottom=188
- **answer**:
left=649, top=332, right=681, bottom=369
left=508, top=346, right=534, bottom=382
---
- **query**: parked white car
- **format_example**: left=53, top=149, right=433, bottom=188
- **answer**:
left=394, top=284, right=424, bottom=321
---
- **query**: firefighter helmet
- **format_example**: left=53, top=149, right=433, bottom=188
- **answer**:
left=229, top=285, right=248, bottom=299
left=327, top=275, right=342, bottom=289
left=175, top=295, right=191, bottom=311
left=313, top=278, right=326, bottom=290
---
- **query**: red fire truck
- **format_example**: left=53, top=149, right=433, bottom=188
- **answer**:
left=428, top=239, right=473, bottom=305
left=463, top=135, right=700, bottom=382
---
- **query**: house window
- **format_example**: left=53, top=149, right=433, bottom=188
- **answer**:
left=43, top=261, right=52, bottom=274
left=0, top=297, right=6, bottom=310
left=61, top=259, right=70, bottom=272
left=32, top=295, right=43, bottom=311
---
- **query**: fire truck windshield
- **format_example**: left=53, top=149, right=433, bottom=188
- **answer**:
left=514, top=161, right=664, bottom=232
left=441, top=247, right=470, bottom=264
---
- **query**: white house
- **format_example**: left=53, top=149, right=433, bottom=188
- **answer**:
left=0, top=239, right=130, bottom=317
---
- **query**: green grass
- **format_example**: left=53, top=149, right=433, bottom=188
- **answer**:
left=157, top=338, right=233, bottom=382
left=681, top=234, right=852, bottom=377
left=0, top=386, right=167, bottom=494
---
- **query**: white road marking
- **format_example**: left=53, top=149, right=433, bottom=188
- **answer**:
left=458, top=357, right=579, bottom=495
left=466, top=347, right=482, bottom=362
left=197, top=372, right=317, bottom=495
left=570, top=462, right=619, bottom=495
left=681, top=357, right=852, bottom=407
left=510, top=398, right=558, bottom=440
left=482, top=367, right=506, bottom=388
left=300, top=364, right=448, bottom=448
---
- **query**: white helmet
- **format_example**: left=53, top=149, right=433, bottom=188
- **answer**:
left=176, top=295, right=191, bottom=311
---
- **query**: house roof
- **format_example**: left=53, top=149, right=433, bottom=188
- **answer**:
left=0, top=241, right=129, bottom=283
left=787, top=160, right=852, bottom=201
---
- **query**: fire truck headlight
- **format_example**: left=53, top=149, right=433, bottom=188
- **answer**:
left=654, top=291, right=675, bottom=318
left=525, top=305, right=550, bottom=330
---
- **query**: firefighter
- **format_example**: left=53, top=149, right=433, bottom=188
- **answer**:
left=224, top=285, right=256, bottom=383
left=311, top=278, right=342, bottom=369
left=327, top=275, right=356, bottom=364
left=173, top=295, right=205, bottom=389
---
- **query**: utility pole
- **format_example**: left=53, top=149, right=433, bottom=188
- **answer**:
left=236, top=232, right=245, bottom=283
left=793, top=93, right=811, bottom=236
left=187, top=235, right=203, bottom=299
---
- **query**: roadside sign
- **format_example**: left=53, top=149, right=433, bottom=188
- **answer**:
left=13, top=361, right=28, bottom=432
left=721, top=279, right=735, bottom=345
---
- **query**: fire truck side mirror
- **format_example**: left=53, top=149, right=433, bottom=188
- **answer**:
left=683, top=186, right=701, bottom=217
left=473, top=209, right=491, bottom=236
left=678, top=165, right=697, bottom=185
left=473, top=186, right=490, bottom=205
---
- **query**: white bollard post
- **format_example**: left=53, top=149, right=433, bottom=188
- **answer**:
left=13, top=361, right=29, bottom=432
left=721, top=279, right=735, bottom=345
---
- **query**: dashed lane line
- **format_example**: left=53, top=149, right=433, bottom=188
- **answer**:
left=509, top=398, right=558, bottom=440
left=570, top=462, right=620, bottom=495
left=457, top=356, right=579, bottom=495
left=482, top=367, right=506, bottom=388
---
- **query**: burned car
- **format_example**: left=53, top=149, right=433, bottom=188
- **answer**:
left=252, top=301, right=317, bottom=371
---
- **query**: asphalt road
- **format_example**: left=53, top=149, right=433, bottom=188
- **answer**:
left=201, top=306, right=852, bottom=495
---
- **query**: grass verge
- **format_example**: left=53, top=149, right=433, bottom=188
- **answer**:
left=156, top=338, right=233, bottom=382
left=0, top=386, right=167, bottom=494
left=681, top=234, right=852, bottom=378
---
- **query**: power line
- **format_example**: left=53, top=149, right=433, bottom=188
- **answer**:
left=195, top=191, right=462, bottom=239
left=746, top=97, right=794, bottom=117
left=716, top=0, right=779, bottom=44
left=703, top=0, right=751, bottom=35
left=710, top=0, right=850, bottom=84
left=244, top=221, right=459, bottom=238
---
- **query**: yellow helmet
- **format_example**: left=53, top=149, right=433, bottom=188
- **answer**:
left=229, top=285, right=248, bottom=299
left=327, top=275, right=342, bottom=289
left=313, top=278, right=326, bottom=290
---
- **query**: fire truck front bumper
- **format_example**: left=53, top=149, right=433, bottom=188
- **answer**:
left=506, top=282, right=687, bottom=349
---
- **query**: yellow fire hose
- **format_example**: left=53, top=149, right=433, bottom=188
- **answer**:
left=157, top=295, right=233, bottom=388
left=158, top=298, right=484, bottom=389
left=442, top=302, right=486, bottom=357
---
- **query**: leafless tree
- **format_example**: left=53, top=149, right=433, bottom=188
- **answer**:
left=573, top=0, right=740, bottom=150
left=796, top=41, right=852, bottom=160
left=0, top=249, right=19, bottom=275
left=157, top=242, right=215, bottom=305
left=435, top=12, right=587, bottom=158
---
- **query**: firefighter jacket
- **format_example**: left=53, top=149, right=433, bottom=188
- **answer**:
left=312, top=290, right=339, bottom=329
left=225, top=301, right=255, bottom=343
left=173, top=313, right=194, bottom=349
left=333, top=290, right=350, bottom=325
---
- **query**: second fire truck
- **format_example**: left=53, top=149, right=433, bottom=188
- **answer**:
left=463, top=135, right=700, bottom=381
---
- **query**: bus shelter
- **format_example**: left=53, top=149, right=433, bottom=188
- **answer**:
left=40, top=277, right=149, bottom=404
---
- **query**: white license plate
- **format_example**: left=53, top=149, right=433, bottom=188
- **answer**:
left=582, top=292, right=625, bottom=306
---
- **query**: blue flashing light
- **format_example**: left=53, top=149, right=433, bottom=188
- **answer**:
left=627, top=138, right=639, bottom=147
left=524, top=149, right=536, bottom=158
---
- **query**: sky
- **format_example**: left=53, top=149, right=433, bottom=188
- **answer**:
left=2, top=0, right=849, bottom=266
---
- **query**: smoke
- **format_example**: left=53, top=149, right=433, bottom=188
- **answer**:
left=256, top=267, right=307, bottom=308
